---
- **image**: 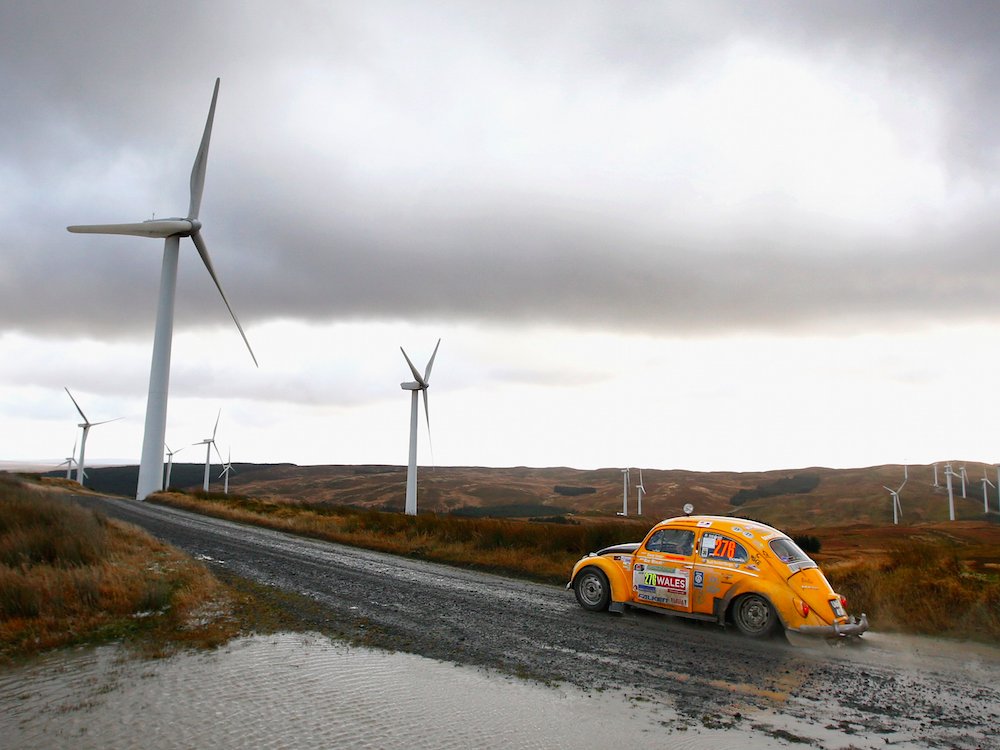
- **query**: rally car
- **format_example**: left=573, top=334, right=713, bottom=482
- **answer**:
left=567, top=513, right=868, bottom=638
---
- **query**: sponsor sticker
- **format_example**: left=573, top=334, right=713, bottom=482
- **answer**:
left=697, top=520, right=713, bottom=528
left=693, top=570, right=704, bottom=589
left=632, top=565, right=690, bottom=608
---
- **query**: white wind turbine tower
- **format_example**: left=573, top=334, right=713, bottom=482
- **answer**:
left=960, top=466, right=968, bottom=498
left=933, top=463, right=939, bottom=487
left=163, top=443, right=185, bottom=489
left=194, top=411, right=222, bottom=493
left=620, top=468, right=630, bottom=516
left=944, top=463, right=958, bottom=521
left=996, top=465, right=1000, bottom=513
left=67, top=79, right=257, bottom=502
left=980, top=468, right=995, bottom=514
left=400, top=339, right=440, bottom=516
left=636, top=469, right=646, bottom=516
left=219, top=448, right=235, bottom=495
left=882, top=466, right=907, bottom=526
left=65, top=388, right=121, bottom=486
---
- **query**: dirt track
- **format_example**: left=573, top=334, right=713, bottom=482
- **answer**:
left=71, top=493, right=1000, bottom=749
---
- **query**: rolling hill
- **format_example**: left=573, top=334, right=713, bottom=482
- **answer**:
left=37, top=461, right=1000, bottom=528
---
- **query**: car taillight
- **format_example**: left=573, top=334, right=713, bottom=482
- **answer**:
left=840, top=595, right=848, bottom=608
left=798, top=600, right=810, bottom=617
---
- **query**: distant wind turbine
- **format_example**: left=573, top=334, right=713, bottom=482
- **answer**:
left=58, top=437, right=79, bottom=480
left=219, top=448, right=235, bottom=495
left=67, top=78, right=256, bottom=502
left=960, top=466, right=968, bottom=498
left=163, top=443, right=185, bottom=489
left=882, top=466, right=907, bottom=526
left=194, top=411, right=222, bottom=493
left=399, top=339, right=440, bottom=516
left=981, top=468, right=995, bottom=514
left=64, top=387, right=121, bottom=486
left=933, top=463, right=939, bottom=488
left=996, top=465, right=1000, bottom=513
left=636, top=468, right=646, bottom=516
left=620, top=468, right=630, bottom=516
left=944, top=463, right=958, bottom=521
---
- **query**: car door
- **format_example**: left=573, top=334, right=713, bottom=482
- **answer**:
left=692, top=528, right=751, bottom=616
left=631, top=527, right=695, bottom=613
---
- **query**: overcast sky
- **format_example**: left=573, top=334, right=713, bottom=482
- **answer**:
left=3, top=1, right=1000, bottom=477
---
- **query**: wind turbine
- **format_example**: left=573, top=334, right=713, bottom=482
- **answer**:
left=944, top=463, right=958, bottom=521
left=996, top=465, right=1000, bottom=513
left=163, top=443, right=185, bottom=489
left=981, top=468, right=995, bottom=514
left=58, top=437, right=79, bottom=480
left=67, top=78, right=256, bottom=501
left=882, top=466, right=907, bottom=526
left=194, top=411, right=222, bottom=493
left=65, top=387, right=120, bottom=486
left=933, top=463, right=939, bottom=487
left=636, top=468, right=646, bottom=516
left=399, top=339, right=440, bottom=516
left=219, top=448, right=235, bottom=495
left=960, top=466, right=968, bottom=498
left=620, top=468, right=630, bottom=516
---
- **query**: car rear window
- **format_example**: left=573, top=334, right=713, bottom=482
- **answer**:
left=769, top=538, right=812, bottom=565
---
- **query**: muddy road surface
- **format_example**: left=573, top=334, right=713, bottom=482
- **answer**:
left=72, top=494, right=999, bottom=748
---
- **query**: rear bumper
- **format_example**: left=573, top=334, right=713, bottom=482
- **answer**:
left=791, top=613, right=869, bottom=638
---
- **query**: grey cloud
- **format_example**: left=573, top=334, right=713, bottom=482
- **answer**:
left=2, top=2, right=1000, bottom=343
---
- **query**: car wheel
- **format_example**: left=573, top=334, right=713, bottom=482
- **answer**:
left=574, top=567, right=611, bottom=612
left=732, top=594, right=777, bottom=638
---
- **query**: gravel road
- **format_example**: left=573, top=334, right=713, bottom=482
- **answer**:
left=72, top=493, right=1000, bottom=748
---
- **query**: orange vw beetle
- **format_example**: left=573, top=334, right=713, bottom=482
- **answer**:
left=567, top=514, right=868, bottom=638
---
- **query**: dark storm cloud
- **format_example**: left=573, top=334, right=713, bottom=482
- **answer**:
left=2, top=1, right=999, bottom=342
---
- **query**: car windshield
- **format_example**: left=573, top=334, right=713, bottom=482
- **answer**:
left=768, top=538, right=816, bottom=572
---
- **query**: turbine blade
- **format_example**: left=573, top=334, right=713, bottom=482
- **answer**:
left=64, top=387, right=87, bottom=422
left=212, top=409, right=221, bottom=440
left=400, top=347, right=424, bottom=384
left=423, top=338, right=441, bottom=382
left=92, top=417, right=123, bottom=427
left=421, top=388, right=434, bottom=462
left=191, top=230, right=258, bottom=367
left=67, top=220, right=193, bottom=238
left=189, top=78, right=220, bottom=221
left=212, top=441, right=224, bottom=464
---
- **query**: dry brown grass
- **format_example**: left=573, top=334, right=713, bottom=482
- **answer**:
left=825, top=542, right=1000, bottom=641
left=0, top=474, right=243, bottom=661
left=152, top=490, right=651, bottom=583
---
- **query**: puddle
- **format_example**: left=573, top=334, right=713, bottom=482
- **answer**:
left=1, top=632, right=989, bottom=749
left=0, top=633, right=756, bottom=749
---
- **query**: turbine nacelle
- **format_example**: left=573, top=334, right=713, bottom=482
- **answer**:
left=400, top=381, right=424, bottom=391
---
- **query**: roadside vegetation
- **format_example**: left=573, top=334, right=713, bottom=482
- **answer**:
left=0, top=474, right=245, bottom=662
left=151, top=489, right=651, bottom=582
left=826, top=542, right=1000, bottom=641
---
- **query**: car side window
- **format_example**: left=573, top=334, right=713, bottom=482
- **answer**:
left=645, top=529, right=694, bottom=556
left=698, top=532, right=748, bottom=563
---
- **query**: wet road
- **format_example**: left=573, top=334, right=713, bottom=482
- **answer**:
left=71, top=494, right=1000, bottom=749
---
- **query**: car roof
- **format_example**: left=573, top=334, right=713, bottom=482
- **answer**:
left=652, top=515, right=788, bottom=544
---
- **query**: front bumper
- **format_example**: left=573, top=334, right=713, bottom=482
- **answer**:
left=791, top=613, right=869, bottom=638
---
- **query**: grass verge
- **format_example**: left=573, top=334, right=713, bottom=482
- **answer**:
left=149, top=489, right=651, bottom=584
left=826, top=542, right=1000, bottom=641
left=0, top=474, right=251, bottom=663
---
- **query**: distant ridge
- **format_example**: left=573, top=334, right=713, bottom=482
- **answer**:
left=28, top=461, right=1000, bottom=528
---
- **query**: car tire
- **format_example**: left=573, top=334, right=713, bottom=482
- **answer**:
left=573, top=567, right=611, bottom=612
left=732, top=594, right=777, bottom=638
